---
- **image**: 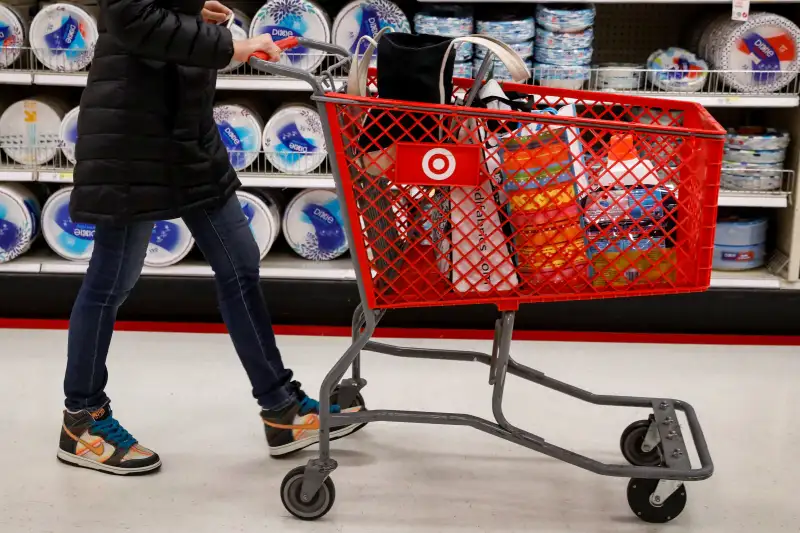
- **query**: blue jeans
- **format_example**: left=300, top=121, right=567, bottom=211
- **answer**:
left=63, top=195, right=295, bottom=412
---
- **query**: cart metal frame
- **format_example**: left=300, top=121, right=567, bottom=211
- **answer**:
left=249, top=37, right=714, bottom=522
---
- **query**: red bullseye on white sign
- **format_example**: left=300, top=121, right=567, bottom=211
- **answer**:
left=421, top=148, right=456, bottom=181
left=394, top=142, right=481, bottom=187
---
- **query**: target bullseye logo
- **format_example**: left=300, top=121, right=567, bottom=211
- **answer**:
left=394, top=142, right=481, bottom=187
left=421, top=148, right=456, bottom=181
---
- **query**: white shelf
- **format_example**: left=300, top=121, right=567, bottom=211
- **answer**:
left=36, top=171, right=74, bottom=183
left=0, top=170, right=35, bottom=182
left=0, top=71, right=33, bottom=85
left=37, top=253, right=356, bottom=280
left=7, top=252, right=784, bottom=289
left=32, top=73, right=87, bottom=86
left=238, top=175, right=335, bottom=188
left=708, top=269, right=782, bottom=290
left=718, top=191, right=789, bottom=208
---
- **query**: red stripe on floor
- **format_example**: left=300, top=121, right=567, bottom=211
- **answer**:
left=1, top=318, right=799, bottom=346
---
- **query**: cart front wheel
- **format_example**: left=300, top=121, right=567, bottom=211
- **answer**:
left=620, top=419, right=663, bottom=466
left=281, top=466, right=336, bottom=521
left=627, top=478, right=687, bottom=523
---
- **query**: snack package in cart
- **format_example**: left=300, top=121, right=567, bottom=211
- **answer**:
left=494, top=102, right=588, bottom=285
left=582, top=135, right=679, bottom=287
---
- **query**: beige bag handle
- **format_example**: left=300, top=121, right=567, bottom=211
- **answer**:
left=347, top=27, right=394, bottom=97
left=440, top=35, right=530, bottom=104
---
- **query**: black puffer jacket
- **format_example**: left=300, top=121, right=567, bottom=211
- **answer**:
left=71, top=0, right=237, bottom=224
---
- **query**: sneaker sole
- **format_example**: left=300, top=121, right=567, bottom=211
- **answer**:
left=269, top=423, right=365, bottom=457
left=57, top=449, right=162, bottom=476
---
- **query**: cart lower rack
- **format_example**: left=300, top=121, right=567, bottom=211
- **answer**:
left=250, top=37, right=720, bottom=524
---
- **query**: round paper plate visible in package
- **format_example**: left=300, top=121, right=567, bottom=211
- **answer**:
left=535, top=4, right=595, bottom=32
left=30, top=3, right=98, bottom=72
left=333, top=0, right=409, bottom=57
left=0, top=183, right=40, bottom=264
left=725, top=126, right=790, bottom=151
left=706, top=13, right=800, bottom=93
left=262, top=104, right=327, bottom=174
left=238, top=190, right=283, bottom=259
left=0, top=97, right=66, bottom=166
left=251, top=0, right=331, bottom=73
left=59, top=106, right=79, bottom=164
left=213, top=103, right=264, bottom=171
left=144, top=219, right=195, bottom=267
left=721, top=170, right=782, bottom=191
left=0, top=4, right=27, bottom=67
left=283, top=188, right=348, bottom=260
left=535, top=46, right=592, bottom=66
left=647, top=47, right=708, bottom=92
left=723, top=147, right=786, bottom=164
left=535, top=26, right=593, bottom=50
left=42, top=186, right=95, bottom=262
left=475, top=39, right=533, bottom=60
left=414, top=6, right=472, bottom=37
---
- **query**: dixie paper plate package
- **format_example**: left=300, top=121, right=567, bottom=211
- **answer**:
left=0, top=97, right=66, bottom=166
left=0, top=184, right=40, bottom=264
left=332, top=0, right=409, bottom=56
left=251, top=0, right=330, bottom=72
left=59, top=106, right=79, bottom=164
left=144, top=219, right=195, bottom=267
left=283, top=188, right=347, bottom=260
left=0, top=3, right=28, bottom=67
left=213, top=103, right=264, bottom=171
left=238, top=190, right=283, bottom=259
left=42, top=186, right=95, bottom=261
left=262, top=104, right=327, bottom=174
left=30, top=3, right=98, bottom=72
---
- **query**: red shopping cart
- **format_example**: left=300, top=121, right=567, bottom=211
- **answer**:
left=251, top=37, right=721, bottom=524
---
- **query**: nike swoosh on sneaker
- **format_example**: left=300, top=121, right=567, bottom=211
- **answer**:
left=63, top=424, right=105, bottom=456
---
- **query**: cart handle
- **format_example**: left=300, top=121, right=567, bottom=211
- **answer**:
left=248, top=37, right=351, bottom=94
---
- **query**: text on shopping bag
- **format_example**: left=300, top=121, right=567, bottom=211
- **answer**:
left=394, top=143, right=482, bottom=186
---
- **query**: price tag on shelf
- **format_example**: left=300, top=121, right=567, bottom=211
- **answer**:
left=57, top=173, right=74, bottom=182
left=732, top=0, right=750, bottom=21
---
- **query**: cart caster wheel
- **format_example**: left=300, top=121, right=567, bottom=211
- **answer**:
left=620, top=419, right=663, bottom=466
left=281, top=466, right=336, bottom=521
left=627, top=478, right=687, bottom=524
left=331, top=386, right=367, bottom=436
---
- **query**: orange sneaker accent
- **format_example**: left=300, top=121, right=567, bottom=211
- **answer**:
left=63, top=424, right=105, bottom=456
left=263, top=416, right=320, bottom=431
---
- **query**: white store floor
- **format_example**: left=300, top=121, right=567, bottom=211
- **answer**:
left=0, top=328, right=798, bottom=533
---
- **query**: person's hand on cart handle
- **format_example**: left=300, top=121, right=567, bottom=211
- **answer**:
left=233, top=34, right=282, bottom=63
left=202, top=0, right=231, bottom=23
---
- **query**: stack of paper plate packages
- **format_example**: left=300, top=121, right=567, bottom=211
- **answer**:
left=0, top=97, right=67, bottom=166
left=532, top=3, right=594, bottom=89
left=251, top=0, right=331, bottom=73
left=475, top=11, right=534, bottom=81
left=0, top=3, right=29, bottom=68
left=283, top=188, right=348, bottom=261
left=0, top=183, right=41, bottom=264
left=697, top=12, right=800, bottom=94
left=237, top=189, right=283, bottom=259
left=713, top=213, right=768, bottom=271
left=722, top=127, right=790, bottom=192
left=414, top=6, right=474, bottom=78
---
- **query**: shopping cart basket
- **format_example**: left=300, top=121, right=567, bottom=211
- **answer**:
left=250, top=37, right=721, bottom=524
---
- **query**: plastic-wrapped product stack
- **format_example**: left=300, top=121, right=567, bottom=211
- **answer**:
left=237, top=189, right=283, bottom=259
left=414, top=6, right=473, bottom=79
left=474, top=11, right=534, bottom=81
left=251, top=0, right=331, bottom=73
left=713, top=213, right=768, bottom=270
left=722, top=127, right=790, bottom=191
left=533, top=3, right=594, bottom=89
left=647, top=47, right=708, bottom=93
left=697, top=12, right=800, bottom=94
left=593, top=63, right=645, bottom=91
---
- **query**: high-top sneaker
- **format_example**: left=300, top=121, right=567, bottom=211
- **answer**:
left=57, top=406, right=161, bottom=475
left=261, top=383, right=363, bottom=457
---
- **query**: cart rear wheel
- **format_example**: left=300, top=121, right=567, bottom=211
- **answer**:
left=627, top=478, right=687, bottom=523
left=620, top=419, right=663, bottom=467
left=281, top=466, right=336, bottom=521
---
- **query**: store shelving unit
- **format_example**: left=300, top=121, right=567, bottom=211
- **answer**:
left=2, top=1, right=800, bottom=334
